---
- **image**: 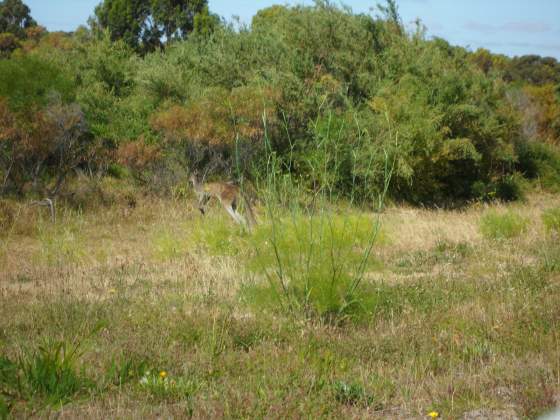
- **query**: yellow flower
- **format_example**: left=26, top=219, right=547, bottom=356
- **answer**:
left=159, top=371, right=167, bottom=379
left=428, top=411, right=439, bottom=418
left=108, top=288, right=117, bottom=294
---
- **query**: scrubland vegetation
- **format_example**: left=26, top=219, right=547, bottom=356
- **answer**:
left=1, top=193, right=559, bottom=418
left=1, top=0, right=560, bottom=418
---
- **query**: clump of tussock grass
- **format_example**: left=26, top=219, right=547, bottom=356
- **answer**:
left=479, top=210, right=529, bottom=240
left=243, top=210, right=386, bottom=323
left=1, top=340, right=92, bottom=408
left=0, top=199, right=43, bottom=237
left=104, top=356, right=148, bottom=388
left=541, top=206, right=560, bottom=234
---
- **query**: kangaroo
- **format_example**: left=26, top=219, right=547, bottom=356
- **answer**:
left=189, top=174, right=256, bottom=228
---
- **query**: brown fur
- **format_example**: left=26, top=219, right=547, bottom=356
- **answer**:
left=189, top=174, right=256, bottom=228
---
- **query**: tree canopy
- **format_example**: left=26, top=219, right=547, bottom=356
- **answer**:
left=0, top=0, right=36, bottom=38
left=92, top=0, right=211, bottom=52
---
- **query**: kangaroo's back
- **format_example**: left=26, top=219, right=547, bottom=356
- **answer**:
left=204, top=182, right=239, bottom=201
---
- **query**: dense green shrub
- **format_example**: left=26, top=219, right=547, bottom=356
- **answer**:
left=0, top=55, right=75, bottom=111
left=516, top=141, right=560, bottom=192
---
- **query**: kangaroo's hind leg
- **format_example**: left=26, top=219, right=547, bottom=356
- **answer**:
left=224, top=203, right=241, bottom=224
left=198, top=194, right=210, bottom=215
left=225, top=199, right=246, bottom=226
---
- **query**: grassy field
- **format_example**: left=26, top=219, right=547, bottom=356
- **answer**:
left=1, top=192, right=559, bottom=418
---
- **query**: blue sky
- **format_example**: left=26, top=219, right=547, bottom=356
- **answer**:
left=25, top=0, right=560, bottom=59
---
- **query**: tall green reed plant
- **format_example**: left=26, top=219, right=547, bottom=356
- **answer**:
left=244, top=109, right=394, bottom=324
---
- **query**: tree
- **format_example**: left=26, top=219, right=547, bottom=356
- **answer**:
left=92, top=0, right=210, bottom=53
left=505, top=55, right=560, bottom=86
left=0, top=0, right=36, bottom=38
left=151, top=0, right=206, bottom=40
left=0, top=96, right=96, bottom=196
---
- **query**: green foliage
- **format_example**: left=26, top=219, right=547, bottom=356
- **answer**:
left=505, top=55, right=560, bottom=86
left=479, top=210, right=529, bottom=240
left=472, top=173, right=526, bottom=202
left=516, top=141, right=560, bottom=192
left=542, top=207, right=560, bottom=234
left=0, top=32, right=19, bottom=57
left=0, top=93, right=96, bottom=196
left=18, top=340, right=89, bottom=404
left=0, top=55, right=75, bottom=111
left=0, top=340, right=91, bottom=409
left=192, top=6, right=219, bottom=37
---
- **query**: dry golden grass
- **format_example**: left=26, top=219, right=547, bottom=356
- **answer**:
left=1, top=192, right=559, bottom=418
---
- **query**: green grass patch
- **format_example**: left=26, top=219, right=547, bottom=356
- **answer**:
left=152, top=228, right=189, bottom=260
left=394, top=240, right=472, bottom=273
left=542, top=206, right=560, bottom=234
left=105, top=355, right=149, bottom=388
left=332, top=380, right=375, bottom=407
left=479, top=210, right=529, bottom=240
left=138, top=369, right=199, bottom=402
left=244, top=275, right=473, bottom=325
left=540, top=240, right=560, bottom=273
left=188, top=213, right=248, bottom=256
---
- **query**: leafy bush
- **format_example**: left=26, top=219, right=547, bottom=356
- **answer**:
left=516, top=141, right=560, bottom=192
left=0, top=67, right=97, bottom=196
left=0, top=56, right=75, bottom=112
left=479, top=210, right=529, bottom=240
